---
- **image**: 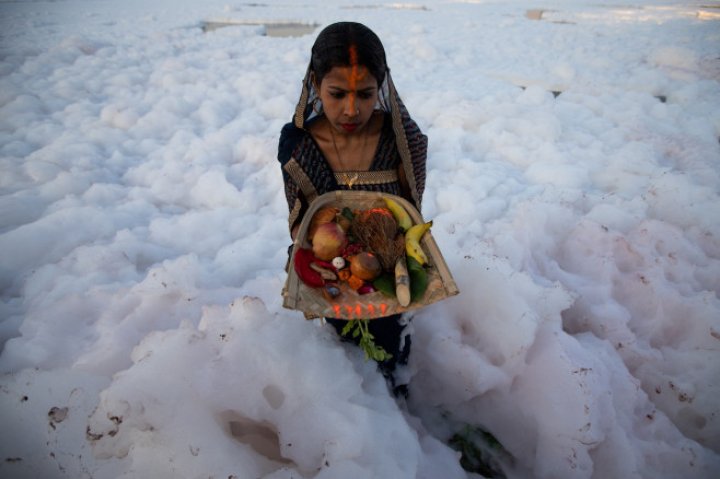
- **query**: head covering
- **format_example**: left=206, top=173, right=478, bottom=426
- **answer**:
left=291, top=25, right=424, bottom=209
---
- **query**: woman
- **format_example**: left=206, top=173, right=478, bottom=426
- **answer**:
left=278, top=22, right=428, bottom=391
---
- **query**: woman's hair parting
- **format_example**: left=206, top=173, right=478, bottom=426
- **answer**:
left=310, top=22, right=388, bottom=86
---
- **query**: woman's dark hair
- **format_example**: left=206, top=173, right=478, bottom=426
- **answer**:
left=311, top=22, right=387, bottom=87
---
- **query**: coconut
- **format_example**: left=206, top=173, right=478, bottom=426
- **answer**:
left=350, top=252, right=382, bottom=280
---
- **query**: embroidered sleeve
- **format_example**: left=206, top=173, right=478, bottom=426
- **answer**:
left=278, top=123, right=308, bottom=233
left=404, top=116, right=428, bottom=207
left=281, top=169, right=301, bottom=227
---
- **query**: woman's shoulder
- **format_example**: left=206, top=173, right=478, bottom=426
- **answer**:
left=278, top=122, right=308, bottom=165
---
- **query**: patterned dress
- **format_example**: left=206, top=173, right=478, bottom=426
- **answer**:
left=278, top=112, right=427, bottom=234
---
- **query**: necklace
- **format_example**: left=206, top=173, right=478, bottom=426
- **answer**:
left=329, top=123, right=368, bottom=189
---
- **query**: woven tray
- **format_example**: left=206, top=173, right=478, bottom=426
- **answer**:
left=282, top=191, right=459, bottom=319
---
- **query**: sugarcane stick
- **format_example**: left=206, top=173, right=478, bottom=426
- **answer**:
left=395, top=256, right=411, bottom=307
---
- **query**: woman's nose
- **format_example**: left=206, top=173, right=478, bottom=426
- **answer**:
left=344, top=94, right=358, bottom=116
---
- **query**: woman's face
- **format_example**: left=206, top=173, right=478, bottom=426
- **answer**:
left=316, top=65, right=379, bottom=135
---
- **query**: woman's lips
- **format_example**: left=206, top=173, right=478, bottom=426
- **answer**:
left=340, top=123, right=358, bottom=132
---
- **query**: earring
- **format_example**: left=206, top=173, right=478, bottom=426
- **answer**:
left=312, top=98, right=322, bottom=114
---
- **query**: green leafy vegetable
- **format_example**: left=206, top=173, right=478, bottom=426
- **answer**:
left=341, top=320, right=393, bottom=362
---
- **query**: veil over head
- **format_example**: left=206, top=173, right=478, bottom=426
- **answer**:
left=291, top=23, right=425, bottom=209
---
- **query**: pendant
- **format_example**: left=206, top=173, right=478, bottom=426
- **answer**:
left=342, top=172, right=359, bottom=189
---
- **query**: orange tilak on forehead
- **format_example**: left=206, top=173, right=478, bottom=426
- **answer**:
left=348, top=45, right=367, bottom=87
left=346, top=44, right=367, bottom=103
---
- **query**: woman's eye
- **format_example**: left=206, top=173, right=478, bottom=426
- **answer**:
left=330, top=92, right=345, bottom=99
left=358, top=92, right=373, bottom=100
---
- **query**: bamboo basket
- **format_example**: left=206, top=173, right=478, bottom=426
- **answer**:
left=282, top=191, right=459, bottom=319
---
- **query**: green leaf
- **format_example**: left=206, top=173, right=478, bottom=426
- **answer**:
left=406, top=256, right=423, bottom=273
left=341, top=320, right=355, bottom=337
left=372, top=273, right=396, bottom=297
left=355, top=319, right=393, bottom=362
left=409, top=264, right=428, bottom=302
left=339, top=320, right=394, bottom=362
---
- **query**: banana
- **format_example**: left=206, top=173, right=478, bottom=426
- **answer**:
left=406, top=220, right=433, bottom=243
left=383, top=197, right=412, bottom=232
left=405, top=220, right=432, bottom=266
left=406, top=239, right=428, bottom=266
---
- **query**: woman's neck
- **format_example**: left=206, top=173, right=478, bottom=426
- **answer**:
left=310, top=112, right=383, bottom=172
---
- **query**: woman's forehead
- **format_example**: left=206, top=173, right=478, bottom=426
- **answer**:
left=322, top=65, right=378, bottom=89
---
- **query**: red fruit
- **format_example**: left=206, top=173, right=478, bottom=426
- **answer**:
left=294, top=248, right=324, bottom=288
left=312, top=222, right=346, bottom=261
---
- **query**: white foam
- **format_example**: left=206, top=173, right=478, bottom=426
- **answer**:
left=1, top=1, right=719, bottom=477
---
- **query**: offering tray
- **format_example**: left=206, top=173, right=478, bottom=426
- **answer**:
left=282, top=191, right=459, bottom=320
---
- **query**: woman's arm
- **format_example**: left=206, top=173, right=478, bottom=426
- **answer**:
left=278, top=122, right=308, bottom=237
left=402, top=117, right=428, bottom=209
